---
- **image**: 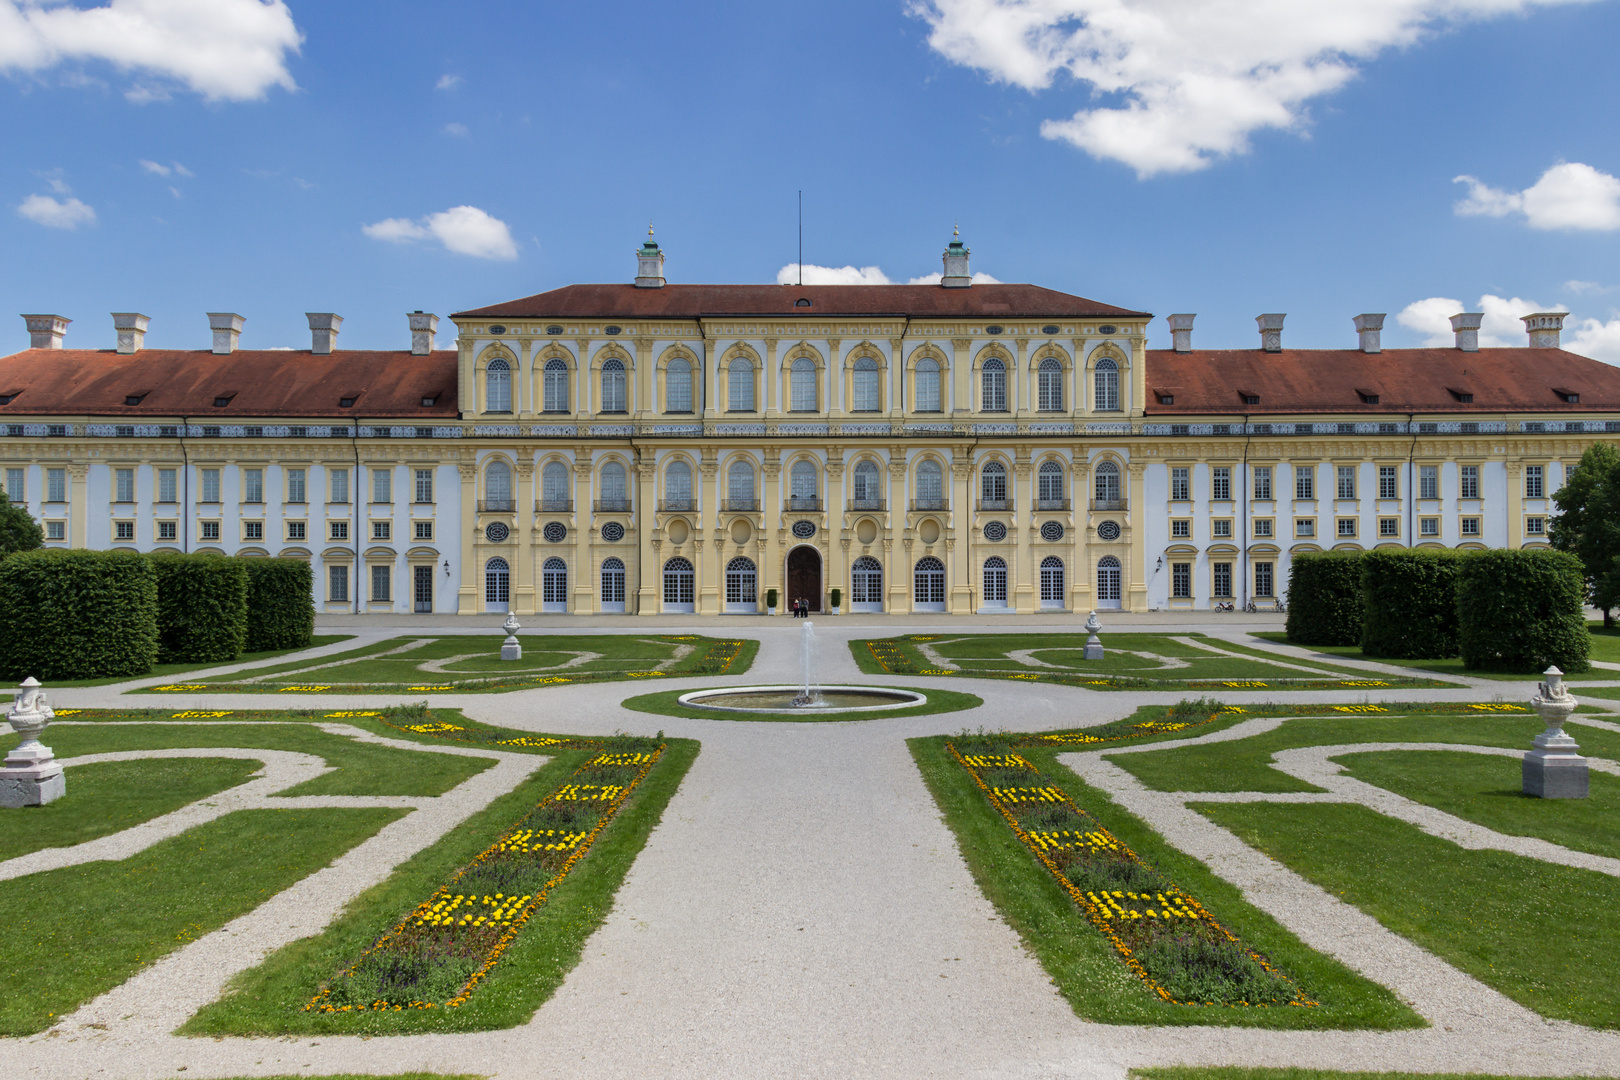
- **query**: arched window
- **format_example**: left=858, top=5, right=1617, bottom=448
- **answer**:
left=789, top=459, right=818, bottom=507
left=916, top=458, right=944, bottom=506
left=666, top=357, right=692, bottom=412
left=790, top=356, right=817, bottom=412
left=982, top=556, right=1008, bottom=605
left=853, top=460, right=881, bottom=507
left=1038, top=356, right=1063, bottom=411
left=663, top=556, right=695, bottom=610
left=665, top=459, right=693, bottom=508
left=981, top=460, right=1007, bottom=506
left=727, top=459, right=755, bottom=508
left=601, top=556, right=626, bottom=609
left=541, top=460, right=570, bottom=510
left=1094, top=356, right=1120, bottom=412
left=485, top=357, right=511, bottom=412
left=543, top=358, right=569, bottom=412
left=1096, top=555, right=1122, bottom=608
left=852, top=356, right=879, bottom=412
left=600, top=357, right=627, bottom=413
left=541, top=556, right=568, bottom=611
left=1038, top=460, right=1065, bottom=506
left=981, top=356, right=1006, bottom=411
left=851, top=555, right=883, bottom=610
left=914, top=357, right=941, bottom=412
left=484, top=460, right=512, bottom=510
left=729, top=357, right=756, bottom=412
left=485, top=556, right=510, bottom=610
left=914, top=556, right=945, bottom=609
left=725, top=556, right=757, bottom=609
left=600, top=461, right=629, bottom=511
left=1040, top=556, right=1065, bottom=607
left=1094, top=460, right=1121, bottom=505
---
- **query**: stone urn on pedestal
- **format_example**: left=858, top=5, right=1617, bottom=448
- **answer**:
left=1524, top=666, right=1588, bottom=799
left=0, top=677, right=64, bottom=807
left=500, top=613, right=523, bottom=661
left=1083, top=611, right=1105, bottom=660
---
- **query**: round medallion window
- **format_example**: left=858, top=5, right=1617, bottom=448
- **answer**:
left=1041, top=521, right=1065, bottom=542
left=542, top=521, right=567, bottom=543
left=1097, top=520, right=1121, bottom=541
left=484, top=522, right=510, bottom=543
left=791, top=520, right=816, bottom=539
left=601, top=522, right=625, bottom=542
left=983, top=521, right=1007, bottom=542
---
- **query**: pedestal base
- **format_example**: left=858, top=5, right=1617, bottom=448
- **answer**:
left=0, top=765, right=64, bottom=807
left=1084, top=643, right=1104, bottom=660
left=1523, top=750, right=1589, bottom=799
left=501, top=642, right=523, bottom=661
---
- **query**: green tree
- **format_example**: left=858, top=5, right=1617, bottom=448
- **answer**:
left=1549, top=442, right=1620, bottom=628
left=0, top=491, right=43, bottom=554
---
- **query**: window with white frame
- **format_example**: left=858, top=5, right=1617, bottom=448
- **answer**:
left=1379, top=517, right=1399, bottom=537
left=1170, top=467, right=1189, bottom=501
left=1336, top=465, right=1356, bottom=500
left=45, top=521, right=65, bottom=541
left=1211, top=466, right=1231, bottom=501
left=790, top=459, right=818, bottom=503
left=1526, top=516, right=1546, bottom=535
left=916, top=459, right=943, bottom=504
left=542, top=460, right=569, bottom=507
left=371, top=565, right=391, bottom=602
left=243, top=468, right=263, bottom=504
left=199, top=468, right=220, bottom=503
left=1253, top=518, right=1273, bottom=538
left=1093, top=357, right=1119, bottom=411
left=1254, top=562, right=1275, bottom=597
left=285, top=468, right=304, bottom=503
left=914, top=358, right=941, bottom=411
left=115, top=468, right=135, bottom=503
left=853, top=460, right=881, bottom=505
left=727, top=459, right=755, bottom=504
left=1461, top=516, right=1481, bottom=536
left=1037, top=357, right=1063, bottom=411
left=330, top=521, right=349, bottom=541
left=543, top=358, right=569, bottom=412
left=330, top=468, right=349, bottom=503
left=200, top=521, right=220, bottom=541
left=1420, top=465, right=1438, bottom=500
left=1212, top=519, right=1232, bottom=537
left=1172, top=561, right=1191, bottom=598
left=1295, top=518, right=1315, bottom=537
left=157, top=521, right=177, bottom=541
left=1460, top=465, right=1479, bottom=499
left=1212, top=561, right=1233, bottom=598
left=1420, top=517, right=1439, bottom=536
left=600, top=358, right=627, bottom=412
left=485, top=357, right=512, bottom=412
left=1253, top=466, right=1272, bottom=500
left=415, top=468, right=433, bottom=503
left=980, top=460, right=1007, bottom=504
left=1094, top=460, right=1121, bottom=503
left=600, top=461, right=629, bottom=508
left=666, top=358, right=692, bottom=412
left=1038, top=460, right=1064, bottom=504
left=46, top=468, right=65, bottom=503
left=414, top=521, right=433, bottom=540
left=4, top=467, right=22, bottom=503
left=790, top=357, right=817, bottom=411
left=372, top=520, right=391, bottom=540
left=1171, top=519, right=1189, bottom=537
left=853, top=356, right=880, bottom=412
left=243, top=521, right=263, bottom=541
left=373, top=468, right=391, bottom=503
left=485, top=461, right=511, bottom=506
left=729, top=358, right=756, bottom=412
left=1378, top=465, right=1398, bottom=500
left=665, top=460, right=692, bottom=505
left=286, top=521, right=306, bottom=540
left=981, top=357, right=1007, bottom=411
left=1295, top=464, right=1314, bottom=500
left=1525, top=465, right=1544, bottom=499
left=115, top=520, right=135, bottom=541
left=329, top=564, right=348, bottom=602
left=1337, top=518, right=1357, bottom=537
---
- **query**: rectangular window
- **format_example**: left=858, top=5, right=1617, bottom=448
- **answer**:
left=1337, top=517, right=1357, bottom=538
left=1379, top=517, right=1400, bottom=537
left=1460, top=465, right=1479, bottom=499
left=1526, top=516, right=1546, bottom=535
left=4, top=467, right=22, bottom=503
left=47, top=468, right=65, bottom=502
left=414, top=468, right=433, bottom=503
left=1212, top=466, right=1231, bottom=501
left=330, top=468, right=349, bottom=503
left=414, top=520, right=433, bottom=540
left=1212, top=561, right=1233, bottom=598
left=114, top=520, right=134, bottom=541
left=1252, top=465, right=1272, bottom=500
left=113, top=467, right=134, bottom=503
left=1254, top=562, right=1274, bottom=598
left=1212, top=519, right=1232, bottom=538
left=1253, top=518, right=1273, bottom=538
left=287, top=521, right=306, bottom=541
left=1525, top=465, right=1544, bottom=499
left=372, top=520, right=391, bottom=540
left=1295, top=465, right=1314, bottom=500
left=1295, top=518, right=1315, bottom=538
left=1419, top=465, right=1438, bottom=500
left=1170, top=519, right=1190, bottom=538
left=157, top=520, right=177, bottom=541
left=200, top=521, right=220, bottom=541
left=244, top=520, right=264, bottom=540
left=1461, top=516, right=1481, bottom=536
left=200, top=468, right=220, bottom=503
left=244, top=468, right=263, bottom=503
left=1378, top=465, right=1397, bottom=500
left=330, top=521, right=349, bottom=541
left=329, top=564, right=348, bottom=602
left=1336, top=465, right=1356, bottom=500
left=371, top=564, right=391, bottom=602
left=1420, top=517, right=1439, bottom=537
left=46, top=520, right=65, bottom=540
left=1170, top=467, right=1189, bottom=501
left=155, top=468, right=175, bottom=503
left=1172, top=562, right=1191, bottom=598
left=373, top=468, right=391, bottom=503
left=287, top=468, right=306, bottom=503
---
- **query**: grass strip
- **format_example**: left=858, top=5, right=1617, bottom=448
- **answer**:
left=39, top=635, right=354, bottom=688
left=620, top=685, right=983, bottom=722
left=1251, top=631, right=1618, bottom=682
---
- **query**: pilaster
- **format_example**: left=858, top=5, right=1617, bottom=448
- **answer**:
left=764, top=338, right=779, bottom=419
left=1013, top=452, right=1035, bottom=613
left=698, top=454, right=720, bottom=613
left=762, top=453, right=782, bottom=608
left=513, top=459, right=536, bottom=613
left=887, top=451, right=907, bottom=610
left=950, top=455, right=973, bottom=611
left=572, top=456, right=592, bottom=614
left=68, top=463, right=88, bottom=549
left=1070, top=457, right=1091, bottom=610
left=637, top=456, right=658, bottom=613
left=456, top=462, right=478, bottom=612
left=952, top=338, right=971, bottom=417
left=1127, top=461, right=1147, bottom=611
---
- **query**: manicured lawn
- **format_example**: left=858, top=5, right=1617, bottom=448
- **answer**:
left=1588, top=622, right=1620, bottom=664
left=621, top=685, right=983, bottom=722
left=1198, top=801, right=1620, bottom=1028
left=38, top=635, right=354, bottom=687
left=147, top=633, right=756, bottom=693
left=1251, top=631, right=1612, bottom=681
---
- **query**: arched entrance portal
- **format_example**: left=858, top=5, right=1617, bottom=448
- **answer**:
left=787, top=545, right=822, bottom=612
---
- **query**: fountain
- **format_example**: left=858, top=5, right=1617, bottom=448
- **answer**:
left=677, top=620, right=927, bottom=714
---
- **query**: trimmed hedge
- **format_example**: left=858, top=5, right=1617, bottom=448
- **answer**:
left=0, top=549, right=158, bottom=679
left=243, top=557, right=315, bottom=651
left=1284, top=551, right=1365, bottom=646
left=1361, top=548, right=1462, bottom=659
left=1456, top=549, right=1591, bottom=672
left=151, top=553, right=249, bottom=663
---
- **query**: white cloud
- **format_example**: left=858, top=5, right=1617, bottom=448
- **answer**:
left=1453, top=162, right=1620, bottom=231
left=139, top=158, right=170, bottom=175
left=907, top=270, right=1003, bottom=285
left=908, top=0, right=1592, bottom=177
left=17, top=193, right=96, bottom=228
left=441, top=121, right=469, bottom=138
left=1563, top=279, right=1610, bottom=295
left=1397, top=293, right=1569, bottom=347
left=1566, top=315, right=1620, bottom=364
left=363, top=205, right=518, bottom=260
left=775, top=263, right=1003, bottom=285
left=0, top=0, right=302, bottom=102
left=435, top=73, right=461, bottom=90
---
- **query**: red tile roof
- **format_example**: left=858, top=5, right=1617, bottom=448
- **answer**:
left=1144, top=347, right=1620, bottom=414
left=0, top=349, right=458, bottom=418
left=453, top=283, right=1150, bottom=320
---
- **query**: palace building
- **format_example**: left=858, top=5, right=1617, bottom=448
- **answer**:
left=2, top=234, right=1618, bottom=617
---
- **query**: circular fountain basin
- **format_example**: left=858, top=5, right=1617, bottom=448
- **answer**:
left=677, top=685, right=926, bottom=714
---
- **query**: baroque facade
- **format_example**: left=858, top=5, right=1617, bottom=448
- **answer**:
left=2, top=235, right=1618, bottom=616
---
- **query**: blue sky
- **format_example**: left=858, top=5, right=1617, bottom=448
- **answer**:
left=3, top=0, right=1619, bottom=360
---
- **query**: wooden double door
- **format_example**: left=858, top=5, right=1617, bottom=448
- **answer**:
left=787, top=545, right=822, bottom=612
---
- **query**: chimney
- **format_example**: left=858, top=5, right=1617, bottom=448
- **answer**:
left=208, top=312, right=244, bottom=355
left=635, top=225, right=665, bottom=288
left=306, top=313, right=342, bottom=354
left=1256, top=313, right=1285, bottom=352
left=1522, top=311, right=1566, bottom=348
left=409, top=311, right=439, bottom=355
left=1166, top=313, right=1195, bottom=352
left=1352, top=313, right=1385, bottom=354
left=1449, top=312, right=1483, bottom=352
left=22, top=314, right=70, bottom=350
left=112, top=312, right=150, bottom=354
left=941, top=226, right=971, bottom=288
